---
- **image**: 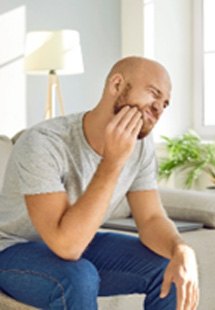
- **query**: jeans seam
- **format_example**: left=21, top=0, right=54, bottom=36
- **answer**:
left=0, top=268, right=67, bottom=310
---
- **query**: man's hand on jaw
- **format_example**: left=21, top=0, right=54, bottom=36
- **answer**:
left=160, top=243, right=199, bottom=310
left=103, top=105, right=143, bottom=168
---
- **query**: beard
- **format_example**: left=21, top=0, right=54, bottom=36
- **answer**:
left=113, top=83, right=154, bottom=139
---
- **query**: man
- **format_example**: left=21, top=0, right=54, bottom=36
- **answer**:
left=0, top=57, right=199, bottom=309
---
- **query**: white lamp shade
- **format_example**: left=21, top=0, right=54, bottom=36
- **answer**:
left=24, top=30, right=84, bottom=75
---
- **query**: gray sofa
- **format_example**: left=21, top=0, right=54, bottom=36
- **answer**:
left=0, top=135, right=215, bottom=310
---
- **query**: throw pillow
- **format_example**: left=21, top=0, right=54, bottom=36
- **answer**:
left=0, top=136, right=13, bottom=191
left=160, top=187, right=215, bottom=228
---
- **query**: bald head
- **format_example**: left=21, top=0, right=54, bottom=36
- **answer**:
left=106, top=56, right=171, bottom=90
left=95, top=56, right=171, bottom=139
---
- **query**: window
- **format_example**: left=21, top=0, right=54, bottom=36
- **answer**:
left=203, top=0, right=215, bottom=126
left=0, top=6, right=26, bottom=137
left=194, top=0, right=215, bottom=138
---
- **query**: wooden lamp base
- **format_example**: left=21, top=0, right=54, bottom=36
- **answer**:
left=45, top=70, right=64, bottom=119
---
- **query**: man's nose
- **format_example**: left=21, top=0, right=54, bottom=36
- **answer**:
left=151, top=101, right=164, bottom=115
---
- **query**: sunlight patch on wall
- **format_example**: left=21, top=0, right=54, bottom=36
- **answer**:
left=0, top=6, right=26, bottom=137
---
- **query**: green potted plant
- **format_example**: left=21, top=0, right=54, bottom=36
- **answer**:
left=158, top=130, right=215, bottom=189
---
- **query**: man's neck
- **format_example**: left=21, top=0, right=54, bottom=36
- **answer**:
left=83, top=105, right=112, bottom=157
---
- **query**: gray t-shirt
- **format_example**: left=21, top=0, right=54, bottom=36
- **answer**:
left=0, top=112, right=157, bottom=251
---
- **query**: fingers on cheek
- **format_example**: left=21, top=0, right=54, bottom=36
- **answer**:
left=137, top=119, right=144, bottom=131
left=131, top=119, right=143, bottom=137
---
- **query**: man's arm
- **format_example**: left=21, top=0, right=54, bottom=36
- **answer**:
left=127, top=189, right=183, bottom=258
left=25, top=106, right=143, bottom=261
left=127, top=189, right=199, bottom=310
left=25, top=161, right=123, bottom=260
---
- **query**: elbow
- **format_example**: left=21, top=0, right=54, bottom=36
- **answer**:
left=51, top=241, right=84, bottom=261
left=54, top=248, right=82, bottom=261
left=58, top=251, right=82, bottom=261
left=45, top=228, right=87, bottom=261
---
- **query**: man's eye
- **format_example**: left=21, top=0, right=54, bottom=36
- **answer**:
left=163, top=102, right=169, bottom=109
left=151, top=91, right=158, bottom=98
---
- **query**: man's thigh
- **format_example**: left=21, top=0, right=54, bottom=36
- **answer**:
left=0, top=241, right=99, bottom=309
left=83, top=231, right=170, bottom=296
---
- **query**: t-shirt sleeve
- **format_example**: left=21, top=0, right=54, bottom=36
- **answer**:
left=14, top=129, right=66, bottom=195
left=129, top=134, right=158, bottom=192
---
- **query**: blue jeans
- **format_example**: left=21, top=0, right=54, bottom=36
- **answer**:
left=0, top=232, right=176, bottom=309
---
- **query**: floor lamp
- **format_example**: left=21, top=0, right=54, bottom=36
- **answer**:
left=24, top=30, right=84, bottom=119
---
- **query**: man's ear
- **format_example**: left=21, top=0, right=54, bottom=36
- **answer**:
left=108, top=73, right=125, bottom=96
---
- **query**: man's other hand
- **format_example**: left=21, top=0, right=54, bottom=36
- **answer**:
left=160, top=244, right=199, bottom=310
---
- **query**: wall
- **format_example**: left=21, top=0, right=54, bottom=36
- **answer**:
left=121, top=0, right=194, bottom=142
left=153, top=0, right=193, bottom=141
left=121, top=0, right=144, bottom=57
left=0, top=0, right=121, bottom=136
left=0, top=0, right=194, bottom=140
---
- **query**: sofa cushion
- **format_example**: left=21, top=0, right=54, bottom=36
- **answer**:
left=0, top=136, right=13, bottom=191
left=160, top=187, right=215, bottom=228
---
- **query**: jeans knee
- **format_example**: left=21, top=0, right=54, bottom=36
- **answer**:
left=66, top=259, right=100, bottom=295
left=145, top=256, right=170, bottom=293
left=153, top=256, right=169, bottom=279
left=49, top=259, right=100, bottom=309
left=159, top=256, right=169, bottom=271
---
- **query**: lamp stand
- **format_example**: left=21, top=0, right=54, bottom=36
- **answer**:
left=45, top=70, right=65, bottom=119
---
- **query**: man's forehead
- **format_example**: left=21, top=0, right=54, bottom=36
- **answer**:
left=141, top=68, right=171, bottom=96
left=148, top=81, right=171, bottom=97
left=133, top=73, right=171, bottom=96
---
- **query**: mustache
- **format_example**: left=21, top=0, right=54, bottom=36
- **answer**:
left=114, top=103, right=158, bottom=123
left=114, top=103, right=141, bottom=115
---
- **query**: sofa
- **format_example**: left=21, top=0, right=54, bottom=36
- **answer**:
left=0, top=134, right=215, bottom=310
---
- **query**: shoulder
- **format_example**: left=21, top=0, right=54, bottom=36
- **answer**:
left=15, top=112, right=84, bottom=150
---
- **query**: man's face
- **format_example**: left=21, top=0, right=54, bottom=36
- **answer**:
left=113, top=81, right=170, bottom=139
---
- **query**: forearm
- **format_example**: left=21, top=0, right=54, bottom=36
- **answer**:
left=57, top=159, right=122, bottom=259
left=139, top=216, right=186, bottom=259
